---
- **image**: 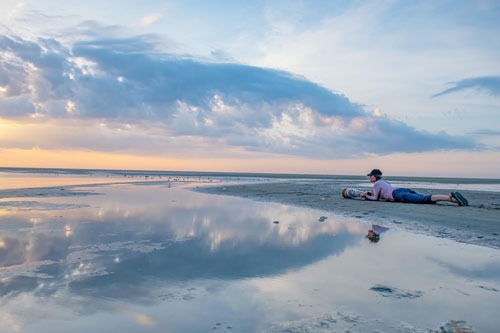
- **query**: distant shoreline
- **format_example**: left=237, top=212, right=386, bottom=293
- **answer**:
left=1, top=166, right=499, bottom=183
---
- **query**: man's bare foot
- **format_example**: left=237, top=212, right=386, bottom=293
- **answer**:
left=449, top=194, right=457, bottom=203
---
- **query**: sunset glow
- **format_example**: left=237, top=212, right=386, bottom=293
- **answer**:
left=0, top=1, right=499, bottom=177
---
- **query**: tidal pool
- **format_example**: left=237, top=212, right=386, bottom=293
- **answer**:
left=0, top=181, right=499, bottom=332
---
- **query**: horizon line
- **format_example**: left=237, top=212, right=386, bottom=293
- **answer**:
left=1, top=166, right=499, bottom=182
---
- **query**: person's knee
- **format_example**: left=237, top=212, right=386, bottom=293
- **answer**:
left=404, top=193, right=426, bottom=204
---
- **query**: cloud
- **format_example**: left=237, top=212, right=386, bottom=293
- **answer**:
left=472, top=129, right=500, bottom=136
left=432, top=76, right=500, bottom=98
left=7, top=2, right=26, bottom=20
left=138, top=14, right=163, bottom=27
left=0, top=96, right=35, bottom=117
left=0, top=33, right=477, bottom=158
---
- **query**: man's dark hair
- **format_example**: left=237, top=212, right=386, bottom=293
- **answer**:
left=367, top=169, right=383, bottom=179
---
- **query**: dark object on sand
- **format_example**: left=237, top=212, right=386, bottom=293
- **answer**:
left=318, top=216, right=327, bottom=222
left=273, top=220, right=279, bottom=224
left=370, top=284, right=423, bottom=299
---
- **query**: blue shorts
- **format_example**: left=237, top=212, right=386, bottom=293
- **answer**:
left=392, top=188, right=433, bottom=204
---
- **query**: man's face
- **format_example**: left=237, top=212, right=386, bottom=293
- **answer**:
left=369, top=175, right=377, bottom=182
left=367, top=230, right=379, bottom=242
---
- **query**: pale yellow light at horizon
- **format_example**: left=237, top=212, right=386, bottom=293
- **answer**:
left=0, top=147, right=498, bottom=178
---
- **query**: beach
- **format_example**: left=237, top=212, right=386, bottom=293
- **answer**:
left=3, top=2, right=500, bottom=331
left=1, top=169, right=499, bottom=248
left=1, top=169, right=500, bottom=332
left=197, top=177, right=500, bottom=249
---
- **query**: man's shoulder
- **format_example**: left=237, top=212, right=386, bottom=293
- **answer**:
left=375, top=179, right=389, bottom=185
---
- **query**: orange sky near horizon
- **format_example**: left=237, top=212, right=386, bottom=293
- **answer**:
left=1, top=147, right=499, bottom=179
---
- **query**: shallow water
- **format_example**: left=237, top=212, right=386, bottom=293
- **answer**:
left=0, top=178, right=499, bottom=332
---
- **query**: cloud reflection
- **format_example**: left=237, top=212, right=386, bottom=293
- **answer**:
left=0, top=184, right=361, bottom=305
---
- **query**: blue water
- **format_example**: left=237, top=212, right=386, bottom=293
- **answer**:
left=0, top=172, right=499, bottom=332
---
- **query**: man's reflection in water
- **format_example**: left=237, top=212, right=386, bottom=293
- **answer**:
left=366, top=229, right=380, bottom=242
left=366, top=225, right=389, bottom=243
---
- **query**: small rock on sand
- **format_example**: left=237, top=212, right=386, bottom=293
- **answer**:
left=370, top=284, right=423, bottom=299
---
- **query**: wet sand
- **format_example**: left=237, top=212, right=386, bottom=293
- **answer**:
left=196, top=180, right=500, bottom=249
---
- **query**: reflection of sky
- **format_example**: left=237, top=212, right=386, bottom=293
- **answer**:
left=0, top=171, right=134, bottom=190
left=1, top=181, right=500, bottom=332
left=1, top=183, right=359, bottom=276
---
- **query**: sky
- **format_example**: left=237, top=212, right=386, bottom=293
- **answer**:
left=0, top=0, right=499, bottom=177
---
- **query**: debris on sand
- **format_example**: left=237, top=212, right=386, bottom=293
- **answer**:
left=440, top=320, right=474, bottom=332
left=318, top=216, right=328, bottom=222
left=370, top=284, right=423, bottom=299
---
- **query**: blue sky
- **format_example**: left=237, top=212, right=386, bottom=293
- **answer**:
left=0, top=0, right=499, bottom=176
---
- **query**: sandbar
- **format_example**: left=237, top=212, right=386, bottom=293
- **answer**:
left=196, top=179, right=500, bottom=249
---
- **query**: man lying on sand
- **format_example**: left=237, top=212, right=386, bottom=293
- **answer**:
left=360, top=169, right=469, bottom=206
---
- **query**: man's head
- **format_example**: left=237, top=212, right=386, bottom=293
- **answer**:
left=366, top=229, right=380, bottom=242
left=367, top=169, right=382, bottom=182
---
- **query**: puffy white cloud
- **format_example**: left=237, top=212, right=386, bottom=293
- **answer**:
left=0, top=33, right=476, bottom=158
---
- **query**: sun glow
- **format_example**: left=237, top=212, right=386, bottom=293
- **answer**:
left=65, top=225, right=73, bottom=237
left=0, top=146, right=498, bottom=178
left=66, top=101, right=76, bottom=113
